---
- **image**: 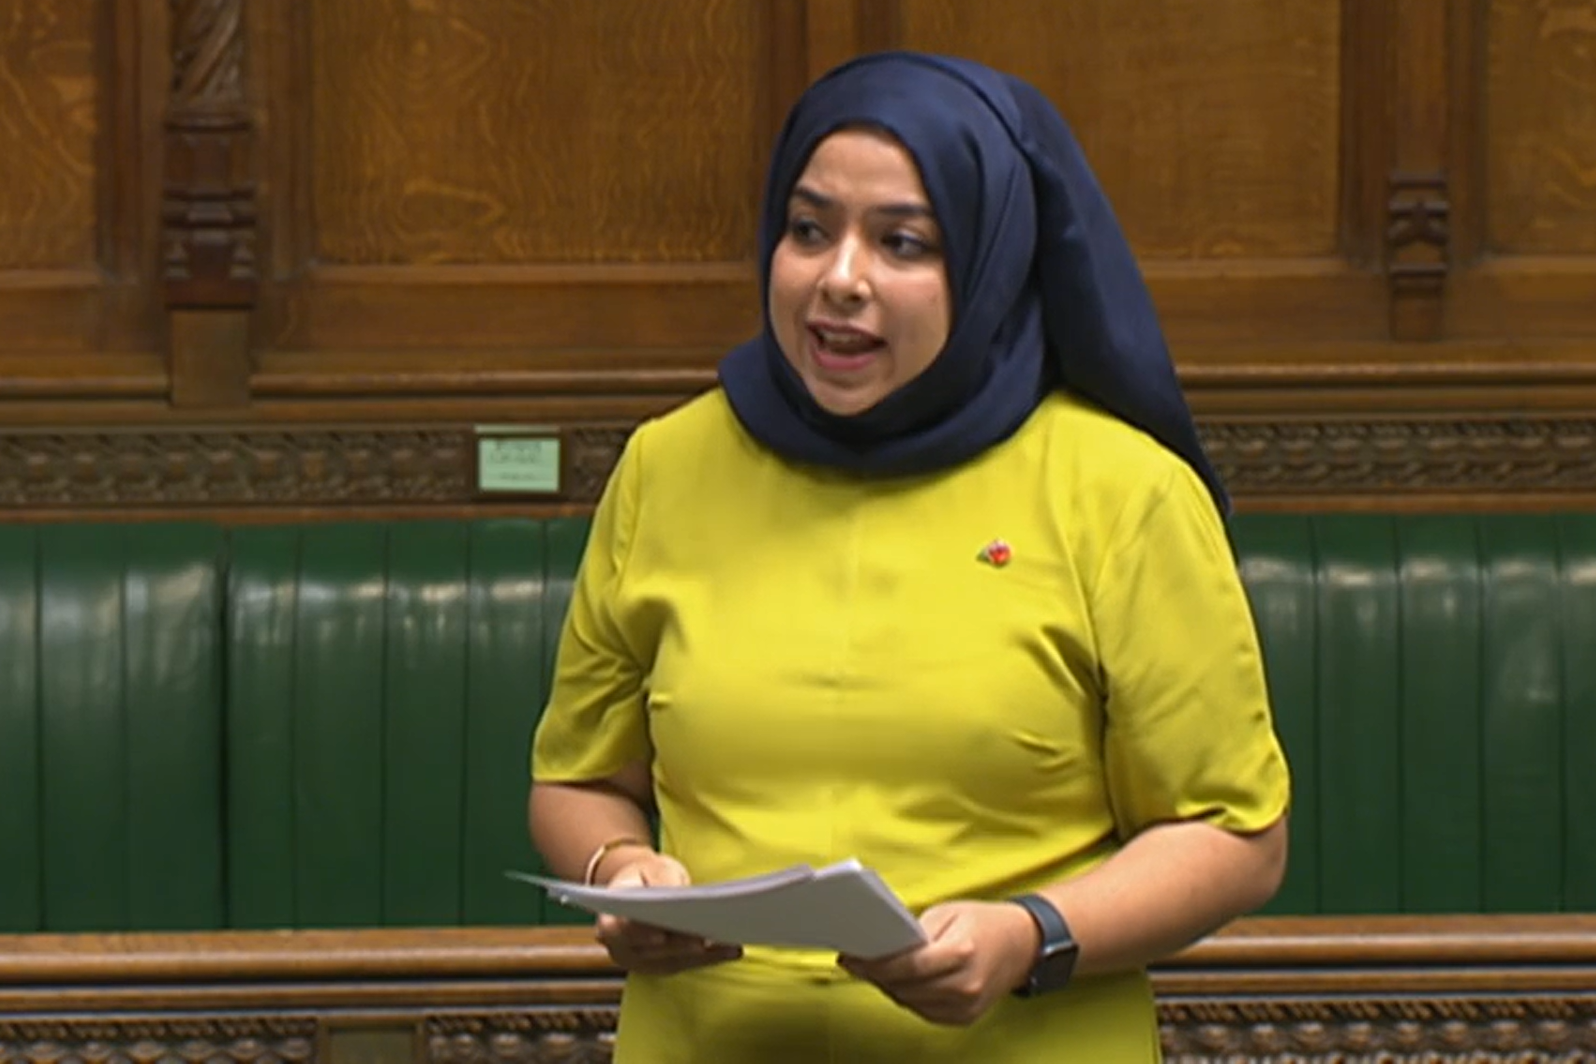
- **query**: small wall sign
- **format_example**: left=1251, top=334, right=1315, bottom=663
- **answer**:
left=474, top=426, right=564, bottom=496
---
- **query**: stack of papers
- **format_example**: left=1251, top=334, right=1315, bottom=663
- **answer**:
left=507, top=858, right=926, bottom=960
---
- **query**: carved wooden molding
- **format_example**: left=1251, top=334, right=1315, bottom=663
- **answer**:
left=1381, top=0, right=1453, bottom=342
left=1386, top=172, right=1450, bottom=291
left=0, top=424, right=634, bottom=508
left=1, top=999, right=1592, bottom=1064
left=0, top=427, right=475, bottom=506
left=427, top=1011, right=618, bottom=1064
left=0, top=921, right=1590, bottom=1062
left=2, top=997, right=1594, bottom=1063
left=162, top=0, right=257, bottom=308
left=1385, top=169, right=1451, bottom=342
left=564, top=428, right=634, bottom=504
left=432, top=997, right=1596, bottom=1062
left=170, top=0, right=245, bottom=107
left=8, top=417, right=1596, bottom=510
left=0, top=1018, right=318, bottom=1064
left=1158, top=995, right=1596, bottom=1060
left=1201, top=416, right=1596, bottom=495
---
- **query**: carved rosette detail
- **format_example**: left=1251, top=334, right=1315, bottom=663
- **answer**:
left=0, top=1019, right=317, bottom=1064
left=0, top=998, right=1594, bottom=1063
left=565, top=428, right=634, bottom=503
left=426, top=1012, right=620, bottom=1064
left=162, top=0, right=257, bottom=307
left=0, top=430, right=472, bottom=506
left=1201, top=417, right=1596, bottom=495
left=1158, top=995, right=1596, bottom=1060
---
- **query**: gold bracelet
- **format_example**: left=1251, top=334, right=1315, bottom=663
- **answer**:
left=582, top=835, right=652, bottom=886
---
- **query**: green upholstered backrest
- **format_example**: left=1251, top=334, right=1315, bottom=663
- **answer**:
left=223, top=518, right=589, bottom=929
left=0, top=523, right=225, bottom=932
left=4, top=513, right=1594, bottom=931
left=1233, top=514, right=1596, bottom=916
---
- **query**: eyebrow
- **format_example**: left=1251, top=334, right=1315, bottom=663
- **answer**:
left=789, top=184, right=936, bottom=221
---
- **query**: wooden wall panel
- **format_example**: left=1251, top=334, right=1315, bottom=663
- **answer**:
left=253, top=0, right=804, bottom=369
left=1448, top=0, right=1596, bottom=344
left=311, top=1, right=763, bottom=266
left=896, top=0, right=1384, bottom=356
left=6, top=0, right=1596, bottom=515
left=1485, top=0, right=1596, bottom=255
left=0, top=1, right=98, bottom=270
left=0, top=0, right=163, bottom=379
left=902, top=0, right=1343, bottom=260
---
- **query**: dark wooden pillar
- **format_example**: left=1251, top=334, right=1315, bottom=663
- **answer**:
left=162, top=0, right=258, bottom=408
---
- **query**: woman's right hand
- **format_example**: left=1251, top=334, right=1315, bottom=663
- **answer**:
left=594, top=852, right=744, bottom=974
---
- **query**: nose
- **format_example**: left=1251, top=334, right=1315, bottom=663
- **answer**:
left=818, top=234, right=869, bottom=306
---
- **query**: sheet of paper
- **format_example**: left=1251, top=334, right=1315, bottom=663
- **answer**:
left=507, top=858, right=926, bottom=960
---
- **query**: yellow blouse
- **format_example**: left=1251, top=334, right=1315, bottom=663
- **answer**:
left=532, top=388, right=1289, bottom=1063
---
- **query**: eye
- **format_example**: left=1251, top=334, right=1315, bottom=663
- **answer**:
left=883, top=231, right=938, bottom=260
left=786, top=217, right=826, bottom=245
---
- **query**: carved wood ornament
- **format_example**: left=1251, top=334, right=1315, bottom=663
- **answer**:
left=1386, top=172, right=1451, bottom=306
left=0, top=995, right=1594, bottom=1064
left=8, top=419, right=1596, bottom=510
left=162, top=0, right=257, bottom=309
left=0, top=1019, right=317, bottom=1064
left=0, top=998, right=1591, bottom=1064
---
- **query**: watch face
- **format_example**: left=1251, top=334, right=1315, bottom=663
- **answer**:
left=1027, top=939, right=1080, bottom=994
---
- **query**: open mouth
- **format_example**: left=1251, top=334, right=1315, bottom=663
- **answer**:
left=808, top=325, right=885, bottom=371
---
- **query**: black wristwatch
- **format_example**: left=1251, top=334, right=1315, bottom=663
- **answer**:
left=1008, top=893, right=1080, bottom=997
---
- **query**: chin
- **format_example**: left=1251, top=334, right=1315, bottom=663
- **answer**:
left=806, top=378, right=885, bottom=417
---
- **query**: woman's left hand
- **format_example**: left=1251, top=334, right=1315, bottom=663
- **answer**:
left=839, top=900, right=1041, bottom=1026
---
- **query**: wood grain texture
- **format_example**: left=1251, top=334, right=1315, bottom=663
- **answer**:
left=803, top=0, right=859, bottom=78
left=899, top=0, right=1342, bottom=259
left=0, top=0, right=97, bottom=269
left=1486, top=0, right=1596, bottom=253
left=1385, top=0, right=1453, bottom=340
left=1446, top=0, right=1489, bottom=265
left=276, top=264, right=761, bottom=352
left=0, top=272, right=102, bottom=351
left=1449, top=254, right=1596, bottom=339
left=0, top=920, right=1591, bottom=1061
left=311, top=0, right=764, bottom=265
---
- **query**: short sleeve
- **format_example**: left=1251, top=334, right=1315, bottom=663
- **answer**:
left=1093, top=463, right=1291, bottom=838
left=530, top=430, right=652, bottom=782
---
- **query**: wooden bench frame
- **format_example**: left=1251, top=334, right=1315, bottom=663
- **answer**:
left=2, top=916, right=1593, bottom=1062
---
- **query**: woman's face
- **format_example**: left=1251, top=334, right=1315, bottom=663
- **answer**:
left=768, top=128, right=952, bottom=417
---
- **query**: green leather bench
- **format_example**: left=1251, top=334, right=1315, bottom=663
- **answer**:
left=0, top=524, right=226, bottom=932
left=3, top=515, right=1593, bottom=932
left=223, top=519, right=588, bottom=929
left=1233, top=515, right=1596, bottom=916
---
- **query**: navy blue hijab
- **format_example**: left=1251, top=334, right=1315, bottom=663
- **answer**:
left=718, top=51, right=1226, bottom=513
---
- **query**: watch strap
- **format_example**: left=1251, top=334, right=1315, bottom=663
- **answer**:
left=1008, top=892, right=1078, bottom=997
left=1010, top=892, right=1069, bottom=945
